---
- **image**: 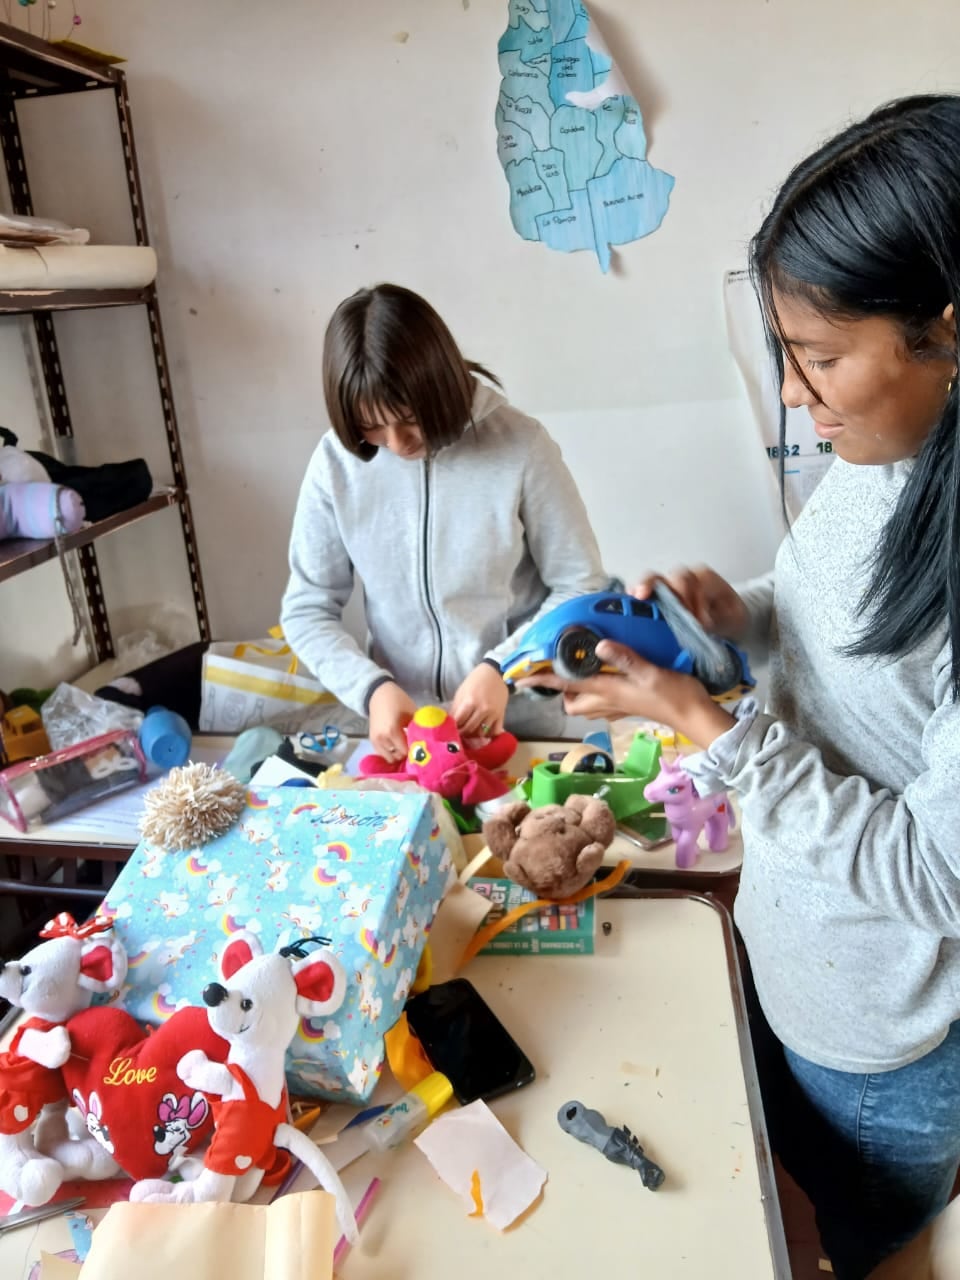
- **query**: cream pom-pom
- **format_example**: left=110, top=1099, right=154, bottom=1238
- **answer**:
left=140, top=762, right=246, bottom=852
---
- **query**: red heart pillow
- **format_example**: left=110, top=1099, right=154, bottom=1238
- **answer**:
left=62, top=1005, right=228, bottom=1181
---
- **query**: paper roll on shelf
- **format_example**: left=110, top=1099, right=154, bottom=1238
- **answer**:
left=0, top=244, right=157, bottom=290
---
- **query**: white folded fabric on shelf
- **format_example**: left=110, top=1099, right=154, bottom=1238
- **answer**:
left=0, top=211, right=90, bottom=245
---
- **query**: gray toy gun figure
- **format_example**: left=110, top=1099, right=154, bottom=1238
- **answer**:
left=557, top=1100, right=665, bottom=1190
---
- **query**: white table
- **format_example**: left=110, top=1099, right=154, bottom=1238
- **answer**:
left=300, top=893, right=788, bottom=1278
left=0, top=734, right=743, bottom=892
left=0, top=898, right=784, bottom=1278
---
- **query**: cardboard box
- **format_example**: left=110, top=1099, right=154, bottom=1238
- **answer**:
left=100, top=788, right=454, bottom=1102
left=471, top=877, right=595, bottom=955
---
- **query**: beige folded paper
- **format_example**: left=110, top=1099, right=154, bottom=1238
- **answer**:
left=77, top=1193, right=335, bottom=1280
left=39, top=1254, right=82, bottom=1279
left=426, top=879, right=495, bottom=983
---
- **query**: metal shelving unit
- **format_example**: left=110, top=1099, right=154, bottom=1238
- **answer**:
left=0, top=21, right=209, bottom=661
left=0, top=287, right=150, bottom=314
left=0, top=23, right=211, bottom=940
left=0, top=490, right=180, bottom=581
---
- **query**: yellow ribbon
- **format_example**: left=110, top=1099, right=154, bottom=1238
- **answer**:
left=456, top=859, right=631, bottom=971
left=232, top=624, right=300, bottom=675
left=384, top=1011, right=436, bottom=1091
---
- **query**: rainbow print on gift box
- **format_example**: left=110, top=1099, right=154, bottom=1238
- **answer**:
left=100, top=788, right=454, bottom=1103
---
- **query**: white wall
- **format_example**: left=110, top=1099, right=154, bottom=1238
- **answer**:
left=3, top=0, right=960, bottom=687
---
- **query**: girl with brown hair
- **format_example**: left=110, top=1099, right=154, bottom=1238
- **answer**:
left=281, top=283, right=607, bottom=760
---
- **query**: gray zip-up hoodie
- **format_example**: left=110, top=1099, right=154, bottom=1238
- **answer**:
left=280, top=381, right=607, bottom=722
left=690, top=457, right=960, bottom=1073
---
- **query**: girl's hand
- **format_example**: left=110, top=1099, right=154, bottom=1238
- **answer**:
left=452, top=663, right=510, bottom=737
left=631, top=566, right=749, bottom=641
left=518, top=640, right=736, bottom=749
left=368, top=682, right=416, bottom=760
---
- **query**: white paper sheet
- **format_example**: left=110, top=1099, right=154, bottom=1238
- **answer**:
left=248, top=755, right=318, bottom=788
left=415, top=1100, right=547, bottom=1230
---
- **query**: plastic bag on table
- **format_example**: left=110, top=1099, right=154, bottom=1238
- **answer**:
left=41, top=681, right=143, bottom=751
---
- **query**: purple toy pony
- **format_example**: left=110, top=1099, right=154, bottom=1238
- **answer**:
left=643, top=758, right=734, bottom=870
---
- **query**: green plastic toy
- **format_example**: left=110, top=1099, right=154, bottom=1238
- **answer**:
left=527, top=731, right=667, bottom=841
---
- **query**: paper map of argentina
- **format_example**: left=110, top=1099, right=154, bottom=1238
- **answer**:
left=497, top=0, right=673, bottom=272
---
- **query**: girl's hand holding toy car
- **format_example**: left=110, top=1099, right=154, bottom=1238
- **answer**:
left=630, top=567, right=750, bottom=642
left=518, top=638, right=737, bottom=750
left=509, top=575, right=753, bottom=748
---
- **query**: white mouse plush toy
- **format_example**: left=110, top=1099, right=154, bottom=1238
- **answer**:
left=0, top=913, right=127, bottom=1205
left=131, top=931, right=358, bottom=1244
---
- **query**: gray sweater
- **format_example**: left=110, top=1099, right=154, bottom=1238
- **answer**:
left=695, top=457, right=960, bottom=1073
left=280, top=381, right=607, bottom=725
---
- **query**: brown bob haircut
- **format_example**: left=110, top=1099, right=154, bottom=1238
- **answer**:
left=322, top=283, right=501, bottom=460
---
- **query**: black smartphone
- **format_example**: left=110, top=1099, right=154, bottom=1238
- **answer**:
left=405, top=978, right=536, bottom=1104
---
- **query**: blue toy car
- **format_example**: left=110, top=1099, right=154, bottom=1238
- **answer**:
left=501, top=588, right=755, bottom=698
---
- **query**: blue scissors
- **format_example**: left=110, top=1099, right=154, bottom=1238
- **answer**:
left=298, top=725, right=341, bottom=755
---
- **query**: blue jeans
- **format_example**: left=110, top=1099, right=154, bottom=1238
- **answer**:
left=761, top=1014, right=960, bottom=1279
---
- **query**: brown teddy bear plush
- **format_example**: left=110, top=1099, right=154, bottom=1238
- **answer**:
left=482, top=794, right=617, bottom=900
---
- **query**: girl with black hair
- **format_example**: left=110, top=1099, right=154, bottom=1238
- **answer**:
left=524, top=96, right=960, bottom=1279
left=280, top=283, right=607, bottom=760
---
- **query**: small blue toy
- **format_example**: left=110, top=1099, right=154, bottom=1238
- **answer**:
left=501, top=584, right=754, bottom=699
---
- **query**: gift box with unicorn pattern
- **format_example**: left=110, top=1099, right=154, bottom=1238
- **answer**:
left=99, top=787, right=454, bottom=1103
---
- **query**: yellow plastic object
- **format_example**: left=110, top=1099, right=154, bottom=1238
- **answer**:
left=652, top=726, right=693, bottom=749
left=384, top=1012, right=435, bottom=1090
left=1, top=705, right=50, bottom=764
left=411, top=941, right=433, bottom=994
left=410, top=1070, right=454, bottom=1118
left=315, top=763, right=344, bottom=789
left=292, top=1105, right=324, bottom=1132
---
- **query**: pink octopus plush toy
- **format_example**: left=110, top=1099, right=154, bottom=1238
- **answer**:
left=358, top=706, right=517, bottom=806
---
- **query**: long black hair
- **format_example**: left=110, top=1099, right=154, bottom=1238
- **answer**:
left=750, top=96, right=960, bottom=694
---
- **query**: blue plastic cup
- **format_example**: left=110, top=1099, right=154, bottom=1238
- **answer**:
left=139, top=707, right=192, bottom=769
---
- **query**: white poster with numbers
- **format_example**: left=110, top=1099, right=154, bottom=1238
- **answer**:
left=724, top=268, right=833, bottom=518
